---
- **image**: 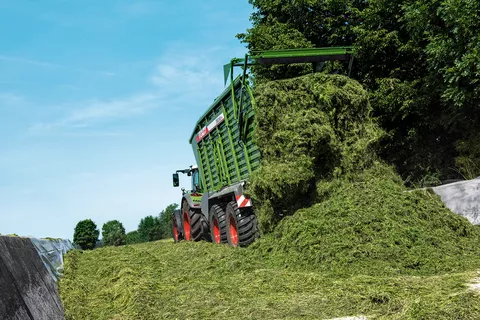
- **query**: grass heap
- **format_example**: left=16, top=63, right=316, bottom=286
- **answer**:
left=60, top=240, right=480, bottom=319
left=252, top=164, right=480, bottom=276
left=250, top=73, right=382, bottom=232
left=249, top=73, right=480, bottom=276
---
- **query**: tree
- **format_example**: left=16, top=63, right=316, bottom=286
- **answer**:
left=238, top=0, right=480, bottom=182
left=138, top=216, right=162, bottom=242
left=158, top=203, right=179, bottom=239
left=125, top=230, right=143, bottom=245
left=102, top=220, right=126, bottom=246
left=73, top=219, right=99, bottom=250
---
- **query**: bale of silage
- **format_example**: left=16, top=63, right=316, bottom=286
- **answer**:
left=252, top=164, right=480, bottom=276
left=250, top=73, right=382, bottom=232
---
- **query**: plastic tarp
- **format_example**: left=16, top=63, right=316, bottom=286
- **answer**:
left=0, top=236, right=67, bottom=319
left=432, top=177, right=480, bottom=225
left=29, top=238, right=77, bottom=282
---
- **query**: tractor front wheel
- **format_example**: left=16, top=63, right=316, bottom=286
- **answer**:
left=172, top=214, right=183, bottom=243
left=182, top=200, right=209, bottom=242
left=225, top=201, right=259, bottom=247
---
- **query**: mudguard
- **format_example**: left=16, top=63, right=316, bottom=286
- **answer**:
left=172, top=209, right=183, bottom=237
left=183, top=193, right=202, bottom=210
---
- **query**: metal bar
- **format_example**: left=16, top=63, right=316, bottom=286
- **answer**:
left=223, top=46, right=355, bottom=83
left=215, top=129, right=232, bottom=184
left=201, top=140, right=215, bottom=190
left=216, top=138, right=231, bottom=185
left=221, top=102, right=242, bottom=182
left=212, top=141, right=225, bottom=189
left=242, top=141, right=252, bottom=176
left=258, top=54, right=350, bottom=65
left=237, top=54, right=249, bottom=141
left=251, top=47, right=355, bottom=59
left=348, top=55, right=355, bottom=77
left=195, top=143, right=208, bottom=191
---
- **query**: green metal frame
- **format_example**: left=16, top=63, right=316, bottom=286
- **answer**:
left=188, top=46, right=356, bottom=194
left=223, top=46, right=355, bottom=85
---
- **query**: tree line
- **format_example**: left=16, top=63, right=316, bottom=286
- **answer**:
left=238, top=0, right=480, bottom=185
left=73, top=203, right=178, bottom=250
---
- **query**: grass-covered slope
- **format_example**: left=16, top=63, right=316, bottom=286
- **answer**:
left=252, top=164, right=480, bottom=276
left=60, top=240, right=480, bottom=320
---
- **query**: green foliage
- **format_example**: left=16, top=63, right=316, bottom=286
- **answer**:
left=73, top=219, right=99, bottom=250
left=250, top=73, right=382, bottom=232
left=102, top=220, right=126, bottom=247
left=138, top=215, right=162, bottom=242
left=455, top=135, right=480, bottom=179
left=125, top=204, right=178, bottom=245
left=158, top=203, right=178, bottom=239
left=239, top=0, right=480, bottom=182
left=125, top=231, right=143, bottom=245
left=237, top=0, right=362, bottom=83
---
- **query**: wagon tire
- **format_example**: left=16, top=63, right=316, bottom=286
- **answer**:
left=182, top=200, right=209, bottom=242
left=209, top=204, right=228, bottom=244
left=225, top=201, right=259, bottom=247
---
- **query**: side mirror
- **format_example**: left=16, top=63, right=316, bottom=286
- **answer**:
left=172, top=173, right=179, bottom=187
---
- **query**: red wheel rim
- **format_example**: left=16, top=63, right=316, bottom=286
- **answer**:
left=173, top=222, right=179, bottom=241
left=183, top=211, right=191, bottom=241
left=212, top=218, right=220, bottom=243
left=229, top=216, right=238, bottom=246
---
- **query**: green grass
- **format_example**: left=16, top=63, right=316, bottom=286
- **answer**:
left=60, top=240, right=480, bottom=320
left=251, top=164, right=480, bottom=277
left=60, top=73, right=480, bottom=319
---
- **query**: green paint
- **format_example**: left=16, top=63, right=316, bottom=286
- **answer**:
left=189, top=47, right=356, bottom=193
left=221, top=102, right=242, bottom=182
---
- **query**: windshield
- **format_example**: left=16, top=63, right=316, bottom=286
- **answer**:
left=191, top=169, right=199, bottom=192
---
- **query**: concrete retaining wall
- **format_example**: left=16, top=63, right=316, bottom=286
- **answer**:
left=0, top=236, right=66, bottom=320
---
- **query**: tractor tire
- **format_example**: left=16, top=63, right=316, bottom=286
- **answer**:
left=172, top=216, right=183, bottom=243
left=209, top=204, right=227, bottom=244
left=225, top=201, right=259, bottom=247
left=182, top=200, right=209, bottom=242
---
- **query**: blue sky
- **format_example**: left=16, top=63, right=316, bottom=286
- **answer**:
left=0, top=0, right=253, bottom=239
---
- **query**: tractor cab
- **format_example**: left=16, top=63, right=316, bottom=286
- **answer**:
left=172, top=165, right=202, bottom=194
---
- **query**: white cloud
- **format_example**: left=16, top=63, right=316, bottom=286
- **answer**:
left=0, top=55, right=115, bottom=76
left=63, top=93, right=159, bottom=124
left=29, top=93, right=160, bottom=132
left=150, top=45, right=238, bottom=106
left=123, top=1, right=158, bottom=15
left=28, top=44, right=245, bottom=133
left=0, top=92, right=26, bottom=106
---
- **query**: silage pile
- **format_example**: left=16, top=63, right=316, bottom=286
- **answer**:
left=248, top=73, right=480, bottom=275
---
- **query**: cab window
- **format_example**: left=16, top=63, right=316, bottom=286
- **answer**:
left=191, top=170, right=199, bottom=191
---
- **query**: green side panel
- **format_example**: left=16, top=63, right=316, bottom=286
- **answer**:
left=190, top=77, right=259, bottom=193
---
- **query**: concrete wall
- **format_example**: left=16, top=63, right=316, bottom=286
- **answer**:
left=432, top=177, right=480, bottom=225
left=0, top=236, right=65, bottom=320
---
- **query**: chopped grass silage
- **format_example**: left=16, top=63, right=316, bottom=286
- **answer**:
left=59, top=73, right=480, bottom=319
left=60, top=240, right=480, bottom=320
left=248, top=73, right=480, bottom=277
left=251, top=164, right=480, bottom=276
left=250, top=73, right=382, bottom=232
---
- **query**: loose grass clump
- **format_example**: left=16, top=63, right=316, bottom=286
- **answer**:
left=249, top=73, right=480, bottom=276
left=250, top=73, right=382, bottom=232
left=252, top=163, right=480, bottom=276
